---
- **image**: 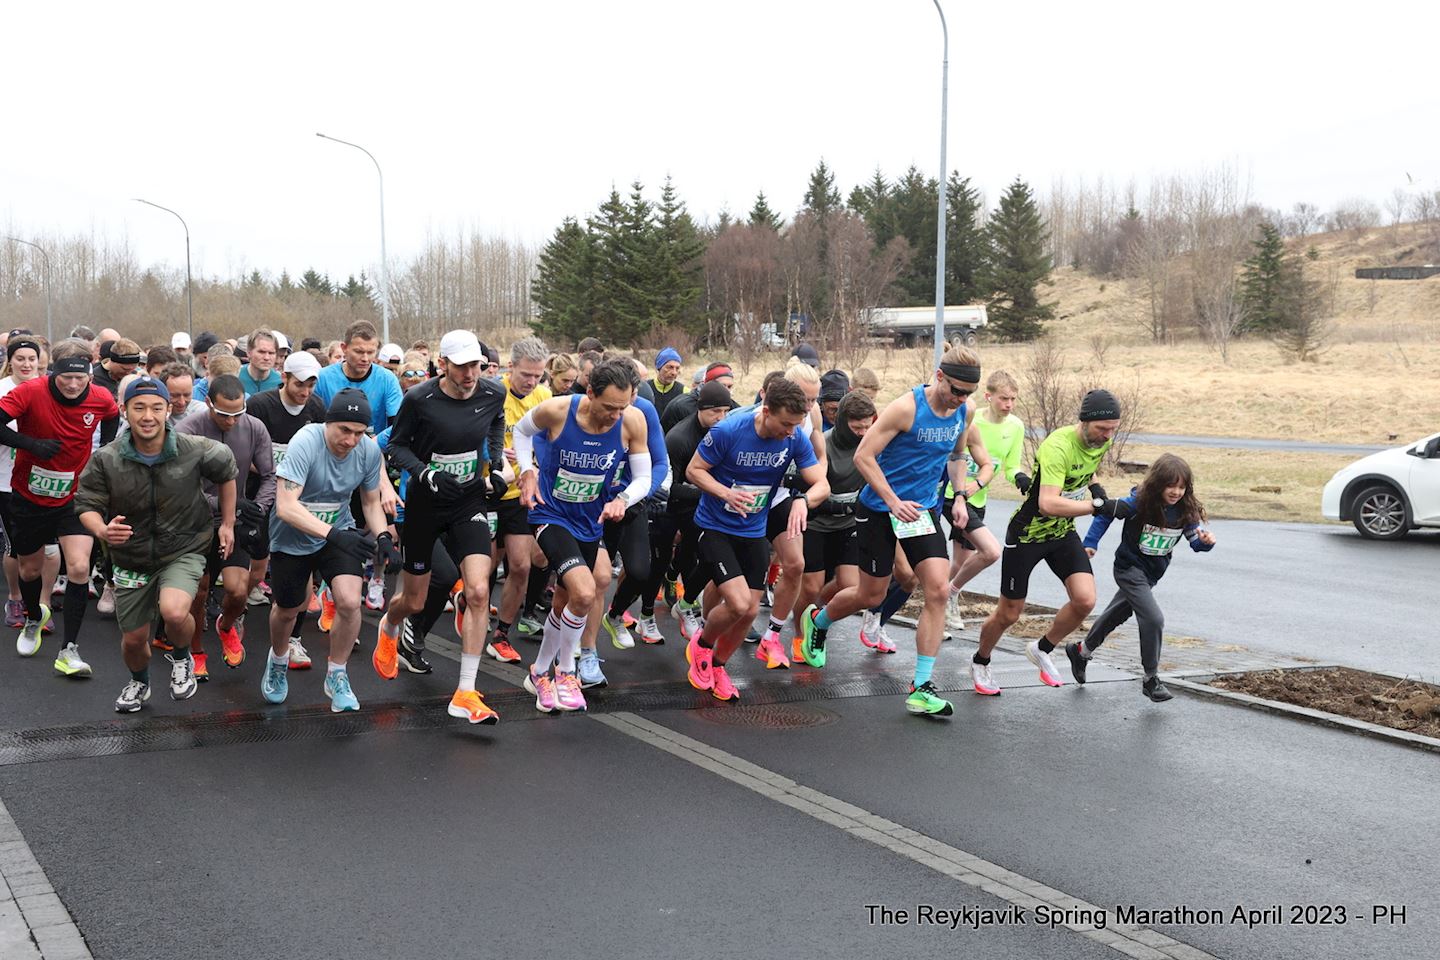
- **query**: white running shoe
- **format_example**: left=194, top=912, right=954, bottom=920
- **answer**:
left=287, top=637, right=312, bottom=669
left=1025, top=640, right=1064, bottom=688
left=168, top=653, right=197, bottom=700
left=971, top=660, right=1001, bottom=696
left=51, top=574, right=67, bottom=598
left=97, top=582, right=117, bottom=617
left=53, top=642, right=92, bottom=678
left=603, top=613, right=635, bottom=650
left=637, top=615, right=664, bottom=644
left=16, top=604, right=50, bottom=656
left=859, top=610, right=881, bottom=648
left=364, top=576, right=386, bottom=611
left=945, top=594, right=966, bottom=631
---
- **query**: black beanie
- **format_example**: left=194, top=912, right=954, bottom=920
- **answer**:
left=1078, top=389, right=1121, bottom=422
left=326, top=388, right=372, bottom=426
left=818, top=369, right=850, bottom=403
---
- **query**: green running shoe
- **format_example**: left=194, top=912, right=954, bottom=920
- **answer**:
left=906, top=681, right=953, bottom=717
left=515, top=615, right=544, bottom=639
left=799, top=604, right=826, bottom=668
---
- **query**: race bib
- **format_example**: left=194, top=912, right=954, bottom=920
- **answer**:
left=429, top=450, right=478, bottom=485
left=112, top=566, right=151, bottom=589
left=890, top=511, right=937, bottom=539
left=272, top=442, right=288, bottom=467
left=1061, top=487, right=1091, bottom=501
left=1138, top=525, right=1183, bottom=557
left=553, top=468, right=604, bottom=503
left=725, top=483, right=772, bottom=515
left=965, top=453, right=980, bottom=478
left=830, top=490, right=859, bottom=505
left=28, top=466, right=75, bottom=499
left=301, top=500, right=344, bottom=524
left=487, top=512, right=498, bottom=537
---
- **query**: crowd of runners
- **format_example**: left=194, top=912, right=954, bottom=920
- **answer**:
left=0, top=320, right=1215, bottom=720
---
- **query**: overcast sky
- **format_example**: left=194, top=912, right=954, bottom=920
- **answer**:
left=5, top=0, right=1435, bottom=282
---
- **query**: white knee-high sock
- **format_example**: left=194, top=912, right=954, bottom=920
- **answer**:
left=534, top=610, right=566, bottom=674
left=556, top=608, right=587, bottom=674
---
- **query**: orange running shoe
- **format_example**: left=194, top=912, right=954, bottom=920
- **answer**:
left=306, top=588, right=322, bottom=615
left=790, top=636, right=806, bottom=664
left=218, top=620, right=245, bottom=668
left=151, top=635, right=174, bottom=652
left=318, top=587, right=336, bottom=633
left=374, top=616, right=400, bottom=679
left=485, top=638, right=521, bottom=663
left=192, top=651, right=209, bottom=682
left=447, top=689, right=499, bottom=725
left=451, top=583, right=467, bottom=637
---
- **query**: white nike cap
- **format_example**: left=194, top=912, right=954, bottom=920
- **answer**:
left=171, top=332, right=191, bottom=349
left=439, top=330, right=483, bottom=366
left=283, top=350, right=321, bottom=381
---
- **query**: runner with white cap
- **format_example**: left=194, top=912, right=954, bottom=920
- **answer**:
left=372, top=330, right=507, bottom=725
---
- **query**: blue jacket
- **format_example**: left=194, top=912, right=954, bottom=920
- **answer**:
left=1083, top=487, right=1213, bottom=583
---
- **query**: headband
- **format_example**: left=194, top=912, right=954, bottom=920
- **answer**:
left=53, top=356, right=91, bottom=375
left=939, top=362, right=981, bottom=384
left=6, top=338, right=40, bottom=358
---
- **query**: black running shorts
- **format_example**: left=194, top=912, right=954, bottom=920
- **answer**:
left=944, top=500, right=988, bottom=547
left=998, top=532, right=1092, bottom=600
left=495, top=497, right=532, bottom=540
left=696, top=528, right=769, bottom=591
left=270, top=540, right=365, bottom=610
left=10, top=495, right=86, bottom=556
left=534, top=522, right=600, bottom=581
left=854, top=502, right=948, bottom=579
left=803, top=526, right=858, bottom=576
left=402, top=495, right=492, bottom=575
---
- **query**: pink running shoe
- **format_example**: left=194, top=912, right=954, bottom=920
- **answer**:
left=525, top=668, right=559, bottom=714
left=754, top=634, right=790, bottom=670
left=685, top=635, right=714, bottom=691
left=711, top=664, right=739, bottom=702
left=554, top=671, right=587, bottom=712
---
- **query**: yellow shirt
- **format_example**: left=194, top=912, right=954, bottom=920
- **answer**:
left=501, top=375, right=551, bottom=501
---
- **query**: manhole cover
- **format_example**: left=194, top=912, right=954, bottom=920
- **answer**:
left=695, top=704, right=839, bottom=729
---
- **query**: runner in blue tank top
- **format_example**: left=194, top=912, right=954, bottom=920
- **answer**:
left=512, top=359, right=651, bottom=715
left=800, top=344, right=984, bottom=718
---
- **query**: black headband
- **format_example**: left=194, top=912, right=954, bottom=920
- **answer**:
left=109, top=353, right=141, bottom=365
left=6, top=338, right=40, bottom=358
left=53, top=356, right=91, bottom=375
left=940, top=362, right=981, bottom=384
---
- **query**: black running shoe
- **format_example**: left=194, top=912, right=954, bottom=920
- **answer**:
left=398, top=621, right=433, bottom=675
left=1066, top=643, right=1088, bottom=684
left=1143, top=677, right=1173, bottom=702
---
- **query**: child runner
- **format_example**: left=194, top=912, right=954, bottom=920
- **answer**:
left=1074, top=453, right=1215, bottom=702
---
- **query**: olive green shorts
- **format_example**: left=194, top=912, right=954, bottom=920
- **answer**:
left=112, top=553, right=207, bottom=633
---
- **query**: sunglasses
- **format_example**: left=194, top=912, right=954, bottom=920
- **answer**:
left=209, top=400, right=247, bottom=419
left=941, top=376, right=975, bottom=399
left=402, top=370, right=427, bottom=379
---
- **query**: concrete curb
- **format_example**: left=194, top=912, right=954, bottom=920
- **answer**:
left=1167, top=674, right=1440, bottom=755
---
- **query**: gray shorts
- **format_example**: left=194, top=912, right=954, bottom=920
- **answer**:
left=113, top=553, right=207, bottom=633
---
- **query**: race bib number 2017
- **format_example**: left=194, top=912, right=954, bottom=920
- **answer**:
left=28, top=467, right=75, bottom=500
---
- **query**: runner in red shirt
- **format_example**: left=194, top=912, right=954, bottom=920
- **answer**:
left=0, top=338, right=119, bottom=676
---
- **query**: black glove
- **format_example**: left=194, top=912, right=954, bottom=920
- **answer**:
left=484, top=466, right=508, bottom=501
left=1088, top=482, right=1108, bottom=501
left=419, top=466, right=464, bottom=502
left=375, top=531, right=402, bottom=574
left=1014, top=472, right=1032, bottom=495
left=1093, top=497, right=1136, bottom=520
left=325, top=526, right=377, bottom=564
left=238, top=499, right=266, bottom=529
left=22, top=436, right=63, bottom=461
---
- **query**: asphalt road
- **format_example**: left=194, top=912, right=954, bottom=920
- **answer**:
left=0, top=598, right=1434, bottom=960
left=962, top=499, right=1440, bottom=677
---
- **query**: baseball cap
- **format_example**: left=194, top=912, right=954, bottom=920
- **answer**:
left=123, top=375, right=171, bottom=405
left=274, top=332, right=291, bottom=351
left=378, top=342, right=404, bottom=363
left=283, top=351, right=321, bottom=381
left=791, top=342, right=821, bottom=367
left=438, top=330, right=483, bottom=365
left=171, top=332, right=191, bottom=350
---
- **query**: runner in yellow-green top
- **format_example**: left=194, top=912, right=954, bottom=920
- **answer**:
left=942, top=370, right=1029, bottom=631
left=971, top=388, right=1135, bottom=697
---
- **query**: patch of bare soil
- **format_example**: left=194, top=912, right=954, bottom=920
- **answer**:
left=1209, top=668, right=1440, bottom=738
left=897, top=589, right=1056, bottom=623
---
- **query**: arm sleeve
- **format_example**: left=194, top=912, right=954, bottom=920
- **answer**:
left=1186, top=523, right=1216, bottom=552
left=512, top=409, right=541, bottom=476
left=98, top=413, right=119, bottom=446
left=487, top=391, right=506, bottom=473
left=618, top=452, right=651, bottom=508
left=384, top=394, right=425, bottom=477
left=643, top=404, right=668, bottom=496
left=1082, top=509, right=1116, bottom=550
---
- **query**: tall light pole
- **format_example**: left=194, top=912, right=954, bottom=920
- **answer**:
left=3, top=236, right=53, bottom=344
left=316, top=132, right=391, bottom=344
left=132, top=198, right=193, bottom=340
left=931, top=0, right=950, bottom=370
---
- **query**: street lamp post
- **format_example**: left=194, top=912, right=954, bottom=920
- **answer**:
left=316, top=132, right=391, bottom=344
left=132, top=198, right=193, bottom=341
left=3, top=236, right=53, bottom=344
left=931, top=0, right=950, bottom=370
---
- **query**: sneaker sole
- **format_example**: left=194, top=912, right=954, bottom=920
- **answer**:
left=171, top=684, right=198, bottom=701
left=54, top=664, right=92, bottom=678
left=1024, top=646, right=1064, bottom=687
left=484, top=644, right=522, bottom=663
left=223, top=650, right=246, bottom=669
left=447, top=704, right=500, bottom=724
left=906, top=700, right=955, bottom=717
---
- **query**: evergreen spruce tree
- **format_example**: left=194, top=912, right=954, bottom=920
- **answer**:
left=803, top=159, right=842, bottom=219
left=984, top=178, right=1055, bottom=341
left=1239, top=221, right=1288, bottom=334
left=273, top=270, right=296, bottom=300
left=531, top=217, right=596, bottom=344
left=654, top=176, right=707, bottom=332
left=300, top=269, right=332, bottom=297
left=748, top=191, right=783, bottom=232
left=945, top=172, right=987, bottom=304
left=802, top=159, right=843, bottom=321
left=850, top=169, right=897, bottom=251
left=890, top=166, right=939, bottom=304
left=341, top=274, right=373, bottom=306
left=244, top=269, right=265, bottom=290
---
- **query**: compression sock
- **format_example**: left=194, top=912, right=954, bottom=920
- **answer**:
left=878, top=584, right=911, bottom=625
left=19, top=575, right=41, bottom=620
left=63, top=579, right=88, bottom=646
left=914, top=655, right=935, bottom=688
left=535, top=612, right=565, bottom=673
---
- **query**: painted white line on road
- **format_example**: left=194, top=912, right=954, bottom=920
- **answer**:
left=0, top=799, right=92, bottom=959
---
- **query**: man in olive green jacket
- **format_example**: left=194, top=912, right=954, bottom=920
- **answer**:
left=74, top=377, right=238, bottom=713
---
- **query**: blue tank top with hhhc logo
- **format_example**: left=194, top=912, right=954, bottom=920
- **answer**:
left=858, top=385, right=965, bottom=513
left=530, top=394, right=626, bottom=543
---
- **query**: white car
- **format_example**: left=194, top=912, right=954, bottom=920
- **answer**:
left=1321, top=431, right=1440, bottom=539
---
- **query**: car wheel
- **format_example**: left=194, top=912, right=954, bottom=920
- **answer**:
left=963, top=329, right=978, bottom=347
left=1350, top=484, right=1410, bottom=540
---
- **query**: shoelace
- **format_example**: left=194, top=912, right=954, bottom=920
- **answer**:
left=121, top=680, right=144, bottom=701
left=171, top=658, right=191, bottom=684
left=330, top=672, right=353, bottom=697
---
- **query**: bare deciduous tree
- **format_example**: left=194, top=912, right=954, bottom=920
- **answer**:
left=1184, top=168, right=1256, bottom=361
left=704, top=223, right=783, bottom=376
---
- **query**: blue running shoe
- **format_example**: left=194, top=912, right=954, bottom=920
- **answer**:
left=324, top=669, right=360, bottom=712
left=577, top=650, right=607, bottom=689
left=261, top=656, right=289, bottom=704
